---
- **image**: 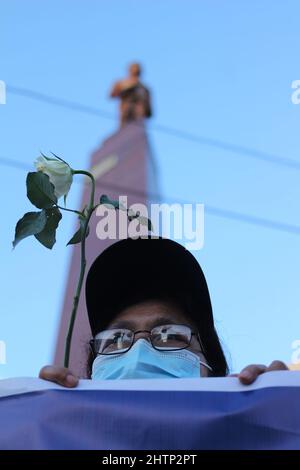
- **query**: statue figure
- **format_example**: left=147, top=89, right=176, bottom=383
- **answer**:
left=110, top=63, right=152, bottom=127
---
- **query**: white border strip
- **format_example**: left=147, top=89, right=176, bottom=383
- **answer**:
left=0, top=371, right=299, bottom=398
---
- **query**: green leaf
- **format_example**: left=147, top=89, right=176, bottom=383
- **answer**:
left=126, top=209, right=153, bottom=232
left=127, top=210, right=140, bottom=221
left=137, top=215, right=153, bottom=232
left=26, top=172, right=57, bottom=209
left=12, top=211, right=47, bottom=248
left=67, top=217, right=90, bottom=245
left=34, top=207, right=62, bottom=249
left=99, top=195, right=153, bottom=231
left=99, top=194, right=122, bottom=210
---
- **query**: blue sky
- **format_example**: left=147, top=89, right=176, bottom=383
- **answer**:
left=1, top=0, right=300, bottom=378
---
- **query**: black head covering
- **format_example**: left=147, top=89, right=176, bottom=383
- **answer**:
left=86, top=237, right=214, bottom=337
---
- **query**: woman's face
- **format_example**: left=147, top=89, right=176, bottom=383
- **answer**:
left=105, top=298, right=211, bottom=377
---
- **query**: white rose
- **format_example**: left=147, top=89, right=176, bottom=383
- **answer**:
left=35, top=156, right=73, bottom=199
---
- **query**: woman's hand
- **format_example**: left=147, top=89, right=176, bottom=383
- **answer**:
left=39, top=365, right=79, bottom=388
left=230, top=360, right=288, bottom=385
left=39, top=360, right=289, bottom=387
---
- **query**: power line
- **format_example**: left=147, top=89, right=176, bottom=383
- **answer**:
left=7, top=85, right=113, bottom=120
left=2, top=155, right=300, bottom=236
left=7, top=85, right=300, bottom=171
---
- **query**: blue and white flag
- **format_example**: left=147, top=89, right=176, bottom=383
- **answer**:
left=0, top=371, right=299, bottom=450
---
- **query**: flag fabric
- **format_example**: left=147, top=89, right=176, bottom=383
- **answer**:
left=0, top=371, right=299, bottom=450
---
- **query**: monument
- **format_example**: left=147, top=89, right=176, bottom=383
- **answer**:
left=54, top=64, right=158, bottom=376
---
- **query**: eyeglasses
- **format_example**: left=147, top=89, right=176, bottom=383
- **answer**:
left=90, top=324, right=201, bottom=356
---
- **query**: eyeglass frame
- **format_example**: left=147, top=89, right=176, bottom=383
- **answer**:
left=89, top=323, right=205, bottom=358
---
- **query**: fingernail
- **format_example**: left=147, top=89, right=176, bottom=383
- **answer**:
left=65, top=374, right=77, bottom=386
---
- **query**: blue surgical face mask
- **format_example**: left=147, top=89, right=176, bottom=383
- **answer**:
left=91, top=338, right=210, bottom=380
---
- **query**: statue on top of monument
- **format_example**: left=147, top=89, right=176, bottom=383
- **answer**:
left=110, top=62, right=152, bottom=127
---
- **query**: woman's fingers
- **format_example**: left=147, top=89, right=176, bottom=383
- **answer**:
left=266, top=360, right=288, bottom=372
left=237, top=364, right=267, bottom=384
left=39, top=365, right=79, bottom=388
left=236, top=361, right=288, bottom=385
